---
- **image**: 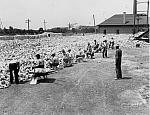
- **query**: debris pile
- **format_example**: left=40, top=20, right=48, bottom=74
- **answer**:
left=0, top=34, right=149, bottom=88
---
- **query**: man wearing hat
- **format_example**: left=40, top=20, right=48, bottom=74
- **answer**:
left=115, top=45, right=122, bottom=79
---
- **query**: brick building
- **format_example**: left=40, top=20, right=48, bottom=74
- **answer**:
left=97, top=13, right=149, bottom=34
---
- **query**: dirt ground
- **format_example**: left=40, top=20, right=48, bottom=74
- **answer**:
left=0, top=45, right=149, bottom=115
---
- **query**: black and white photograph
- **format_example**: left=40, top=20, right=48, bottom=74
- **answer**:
left=0, top=0, right=149, bottom=115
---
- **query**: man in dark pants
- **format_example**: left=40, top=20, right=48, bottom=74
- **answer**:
left=86, top=42, right=94, bottom=59
left=102, top=40, right=108, bottom=58
left=9, top=60, right=20, bottom=84
left=115, top=45, right=122, bottom=79
left=109, top=38, right=114, bottom=49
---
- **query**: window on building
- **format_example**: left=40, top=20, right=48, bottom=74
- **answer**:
left=116, top=29, right=119, bottom=34
left=103, top=30, right=106, bottom=34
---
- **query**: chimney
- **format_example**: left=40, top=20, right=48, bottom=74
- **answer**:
left=123, top=12, right=126, bottom=24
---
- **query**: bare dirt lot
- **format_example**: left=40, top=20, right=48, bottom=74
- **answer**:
left=0, top=45, right=149, bottom=115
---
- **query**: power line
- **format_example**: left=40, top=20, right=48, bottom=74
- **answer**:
left=25, top=18, right=31, bottom=30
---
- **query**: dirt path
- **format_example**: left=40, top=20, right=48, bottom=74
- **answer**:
left=0, top=46, right=149, bottom=115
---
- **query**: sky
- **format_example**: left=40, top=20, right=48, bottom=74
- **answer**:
left=0, top=0, right=148, bottom=29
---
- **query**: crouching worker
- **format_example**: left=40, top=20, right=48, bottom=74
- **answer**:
left=62, top=49, right=72, bottom=67
left=86, top=42, right=94, bottom=59
left=49, top=53, right=59, bottom=71
left=30, top=54, right=44, bottom=84
left=66, top=49, right=74, bottom=66
left=76, top=48, right=85, bottom=62
left=9, top=58, right=20, bottom=84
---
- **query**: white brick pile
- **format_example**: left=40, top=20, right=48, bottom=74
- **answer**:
left=0, top=34, right=149, bottom=88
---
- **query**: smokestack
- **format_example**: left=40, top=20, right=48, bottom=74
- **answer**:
left=123, top=12, right=126, bottom=24
left=133, top=0, right=137, bottom=15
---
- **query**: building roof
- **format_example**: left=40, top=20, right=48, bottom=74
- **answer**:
left=98, top=14, right=148, bottom=26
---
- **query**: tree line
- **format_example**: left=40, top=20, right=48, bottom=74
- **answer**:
left=0, top=26, right=96, bottom=36
left=0, top=26, right=44, bottom=36
left=47, top=26, right=96, bottom=34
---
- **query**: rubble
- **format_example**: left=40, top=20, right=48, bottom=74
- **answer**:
left=0, top=34, right=149, bottom=88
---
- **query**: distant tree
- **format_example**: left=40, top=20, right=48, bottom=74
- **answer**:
left=48, top=27, right=68, bottom=33
left=14, top=28, right=21, bottom=35
left=72, top=28, right=75, bottom=33
left=60, top=28, right=68, bottom=33
left=39, top=28, right=44, bottom=34
left=9, top=26, right=13, bottom=30
left=3, top=28, right=8, bottom=35
left=9, top=26, right=15, bottom=35
left=0, top=28, right=4, bottom=35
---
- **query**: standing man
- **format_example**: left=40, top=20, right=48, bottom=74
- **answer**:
left=67, top=49, right=74, bottom=65
left=109, top=38, right=114, bottom=49
left=93, top=40, right=99, bottom=53
left=102, top=40, right=108, bottom=58
left=9, top=58, right=20, bottom=84
left=115, top=45, right=122, bottom=79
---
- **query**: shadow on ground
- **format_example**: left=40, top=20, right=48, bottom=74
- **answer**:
left=37, top=78, right=56, bottom=83
left=122, top=77, right=132, bottom=79
left=19, top=80, right=30, bottom=84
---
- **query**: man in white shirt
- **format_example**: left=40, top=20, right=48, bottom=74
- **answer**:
left=50, top=53, right=59, bottom=69
left=102, top=40, right=108, bottom=58
left=67, top=49, right=74, bottom=65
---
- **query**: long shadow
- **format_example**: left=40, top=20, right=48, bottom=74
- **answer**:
left=122, top=77, right=132, bottom=79
left=72, top=62, right=78, bottom=64
left=37, top=78, right=56, bottom=83
left=19, top=80, right=30, bottom=84
left=82, top=60, right=88, bottom=62
left=64, top=64, right=74, bottom=68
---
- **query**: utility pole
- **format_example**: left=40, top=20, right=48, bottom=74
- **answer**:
left=68, top=22, right=71, bottom=30
left=147, top=0, right=149, bottom=30
left=25, top=18, right=31, bottom=30
left=136, top=15, right=140, bottom=32
left=43, top=19, right=47, bottom=31
left=93, top=14, right=97, bottom=34
left=133, top=0, right=137, bottom=34
left=0, top=18, right=3, bottom=29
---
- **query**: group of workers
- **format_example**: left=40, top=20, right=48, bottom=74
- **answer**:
left=8, top=37, right=122, bottom=84
left=85, top=37, right=115, bottom=59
